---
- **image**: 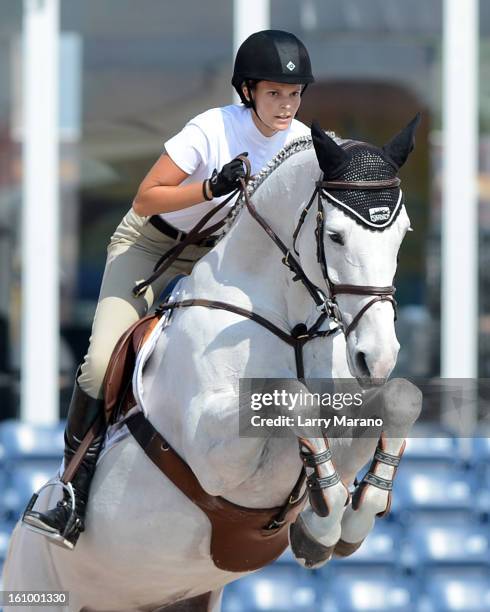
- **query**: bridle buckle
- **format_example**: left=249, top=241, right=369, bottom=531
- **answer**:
left=326, top=299, right=343, bottom=325
left=282, top=250, right=293, bottom=270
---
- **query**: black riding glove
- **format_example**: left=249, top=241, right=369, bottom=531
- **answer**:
left=208, top=153, right=248, bottom=198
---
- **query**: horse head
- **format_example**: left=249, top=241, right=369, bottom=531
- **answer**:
left=293, top=115, right=420, bottom=386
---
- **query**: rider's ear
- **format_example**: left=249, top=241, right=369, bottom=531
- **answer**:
left=382, top=113, right=421, bottom=170
left=311, top=121, right=350, bottom=179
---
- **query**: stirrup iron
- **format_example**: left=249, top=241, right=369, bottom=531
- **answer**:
left=22, top=480, right=78, bottom=550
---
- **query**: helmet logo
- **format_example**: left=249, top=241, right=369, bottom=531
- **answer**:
left=286, top=61, right=296, bottom=71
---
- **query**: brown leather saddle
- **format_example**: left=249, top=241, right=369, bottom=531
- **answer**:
left=103, top=310, right=307, bottom=573
left=103, top=311, right=161, bottom=425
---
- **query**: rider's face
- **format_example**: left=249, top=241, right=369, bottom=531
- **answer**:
left=243, top=80, right=303, bottom=137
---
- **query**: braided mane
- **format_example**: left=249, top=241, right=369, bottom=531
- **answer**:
left=217, top=133, right=330, bottom=238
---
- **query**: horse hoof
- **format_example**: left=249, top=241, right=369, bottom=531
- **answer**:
left=333, top=537, right=365, bottom=558
left=288, top=515, right=335, bottom=569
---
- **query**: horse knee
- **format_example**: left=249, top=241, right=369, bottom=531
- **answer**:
left=382, top=378, right=422, bottom=427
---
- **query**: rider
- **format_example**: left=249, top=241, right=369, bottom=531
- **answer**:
left=22, top=29, right=315, bottom=549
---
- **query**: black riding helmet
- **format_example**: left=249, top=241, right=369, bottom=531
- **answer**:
left=232, top=30, right=314, bottom=107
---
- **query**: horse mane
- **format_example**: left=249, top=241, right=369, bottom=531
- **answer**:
left=219, top=132, right=337, bottom=238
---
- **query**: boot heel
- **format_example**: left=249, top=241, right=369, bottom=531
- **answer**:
left=22, top=481, right=78, bottom=544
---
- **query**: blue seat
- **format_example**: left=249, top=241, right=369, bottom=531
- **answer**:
left=222, top=565, right=319, bottom=611
left=476, top=465, right=490, bottom=515
left=0, top=420, right=65, bottom=463
left=391, top=464, right=476, bottom=520
left=402, top=523, right=490, bottom=571
left=328, top=522, right=402, bottom=571
left=419, top=568, right=490, bottom=611
left=320, top=575, right=418, bottom=611
left=1, top=461, right=61, bottom=521
left=402, top=423, right=459, bottom=466
left=471, top=436, right=490, bottom=467
left=274, top=546, right=298, bottom=565
left=0, top=467, right=9, bottom=521
left=0, top=521, right=15, bottom=562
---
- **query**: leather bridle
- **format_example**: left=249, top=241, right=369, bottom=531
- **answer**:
left=141, top=149, right=401, bottom=379
left=239, top=152, right=399, bottom=340
left=289, top=174, right=400, bottom=337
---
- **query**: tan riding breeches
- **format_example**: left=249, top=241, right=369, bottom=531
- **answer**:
left=77, top=208, right=211, bottom=400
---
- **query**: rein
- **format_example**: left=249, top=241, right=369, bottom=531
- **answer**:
left=132, top=189, right=241, bottom=298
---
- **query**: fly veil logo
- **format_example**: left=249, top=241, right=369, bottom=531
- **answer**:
left=369, top=207, right=390, bottom=223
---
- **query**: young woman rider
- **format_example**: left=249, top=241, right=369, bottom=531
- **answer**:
left=22, top=29, right=315, bottom=549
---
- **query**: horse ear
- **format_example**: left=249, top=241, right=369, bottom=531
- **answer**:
left=382, top=113, right=421, bottom=170
left=311, top=120, right=350, bottom=179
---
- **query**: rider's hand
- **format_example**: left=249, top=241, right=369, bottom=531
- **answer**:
left=208, top=153, right=248, bottom=198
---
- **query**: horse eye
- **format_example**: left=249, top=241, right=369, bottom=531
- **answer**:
left=328, top=232, right=344, bottom=246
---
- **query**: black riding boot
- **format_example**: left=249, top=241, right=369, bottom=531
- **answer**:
left=22, top=375, right=106, bottom=550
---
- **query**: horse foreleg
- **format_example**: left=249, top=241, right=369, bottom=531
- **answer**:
left=335, top=378, right=422, bottom=556
left=288, top=435, right=349, bottom=569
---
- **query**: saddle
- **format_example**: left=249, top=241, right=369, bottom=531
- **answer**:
left=102, top=308, right=307, bottom=573
left=103, top=311, right=161, bottom=425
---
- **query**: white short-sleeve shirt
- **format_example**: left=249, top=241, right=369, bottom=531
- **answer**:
left=162, top=104, right=309, bottom=232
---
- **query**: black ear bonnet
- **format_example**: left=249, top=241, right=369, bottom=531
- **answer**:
left=322, top=143, right=403, bottom=230
left=311, top=114, right=420, bottom=230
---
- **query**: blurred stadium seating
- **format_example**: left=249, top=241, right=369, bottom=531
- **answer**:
left=0, top=419, right=64, bottom=464
left=0, top=419, right=488, bottom=610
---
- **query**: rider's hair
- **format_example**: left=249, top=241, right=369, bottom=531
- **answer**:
left=241, top=80, right=257, bottom=108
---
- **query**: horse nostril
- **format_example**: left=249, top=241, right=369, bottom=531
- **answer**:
left=356, top=351, right=371, bottom=378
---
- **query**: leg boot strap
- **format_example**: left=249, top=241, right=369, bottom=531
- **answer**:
left=298, top=438, right=347, bottom=518
left=352, top=436, right=406, bottom=517
left=300, top=447, right=332, bottom=467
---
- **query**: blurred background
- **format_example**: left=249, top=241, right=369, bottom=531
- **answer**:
left=0, top=0, right=489, bottom=610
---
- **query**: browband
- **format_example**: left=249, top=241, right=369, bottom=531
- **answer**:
left=317, top=177, right=401, bottom=191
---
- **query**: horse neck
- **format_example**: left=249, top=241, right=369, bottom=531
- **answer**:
left=191, top=158, right=319, bottom=328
